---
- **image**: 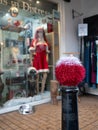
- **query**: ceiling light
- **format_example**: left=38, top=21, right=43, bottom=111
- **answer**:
left=36, top=0, right=40, bottom=4
left=5, top=13, right=9, bottom=17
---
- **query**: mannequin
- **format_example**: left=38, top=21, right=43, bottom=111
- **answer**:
left=11, top=45, right=20, bottom=69
left=29, top=27, right=50, bottom=93
left=11, top=44, right=22, bottom=69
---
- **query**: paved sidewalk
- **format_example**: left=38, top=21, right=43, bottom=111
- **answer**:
left=0, top=94, right=98, bottom=130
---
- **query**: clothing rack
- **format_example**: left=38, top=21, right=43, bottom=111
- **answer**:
left=84, top=36, right=98, bottom=41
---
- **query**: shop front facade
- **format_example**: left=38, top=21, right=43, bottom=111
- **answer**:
left=0, top=0, right=85, bottom=114
left=0, top=0, right=69, bottom=114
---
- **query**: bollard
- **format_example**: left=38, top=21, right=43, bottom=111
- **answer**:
left=61, top=87, right=79, bottom=130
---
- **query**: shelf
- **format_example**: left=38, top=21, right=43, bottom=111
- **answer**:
left=1, top=25, right=26, bottom=33
left=5, top=77, right=26, bottom=85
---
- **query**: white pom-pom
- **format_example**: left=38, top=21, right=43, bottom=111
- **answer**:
left=56, top=56, right=82, bottom=67
left=27, top=67, right=37, bottom=74
left=28, top=47, right=35, bottom=52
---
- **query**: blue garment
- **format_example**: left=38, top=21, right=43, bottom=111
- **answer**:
left=84, top=41, right=91, bottom=84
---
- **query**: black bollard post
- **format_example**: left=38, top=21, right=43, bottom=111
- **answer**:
left=61, top=87, right=79, bottom=130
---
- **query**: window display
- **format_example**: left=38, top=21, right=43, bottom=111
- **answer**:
left=1, top=26, right=29, bottom=101
left=0, top=0, right=59, bottom=114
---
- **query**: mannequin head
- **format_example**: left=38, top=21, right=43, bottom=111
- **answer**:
left=34, top=28, right=47, bottom=42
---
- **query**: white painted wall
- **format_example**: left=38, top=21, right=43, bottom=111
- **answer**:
left=59, top=0, right=98, bottom=59
left=62, top=0, right=82, bottom=57
left=49, top=0, right=82, bottom=58
left=81, top=0, right=98, bottom=18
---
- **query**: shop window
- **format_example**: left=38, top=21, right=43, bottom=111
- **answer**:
left=0, top=0, right=60, bottom=113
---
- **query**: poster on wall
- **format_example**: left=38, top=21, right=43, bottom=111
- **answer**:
left=53, top=9, right=60, bottom=21
left=78, top=24, right=88, bottom=37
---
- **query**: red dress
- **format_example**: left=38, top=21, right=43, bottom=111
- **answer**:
left=30, top=40, right=49, bottom=73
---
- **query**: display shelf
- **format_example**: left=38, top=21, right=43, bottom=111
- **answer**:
left=0, top=25, right=29, bottom=101
left=1, top=25, right=26, bottom=33
left=5, top=76, right=26, bottom=85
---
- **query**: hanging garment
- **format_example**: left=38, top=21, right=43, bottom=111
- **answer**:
left=91, top=41, right=97, bottom=84
left=84, top=41, right=91, bottom=84
left=96, top=41, right=98, bottom=84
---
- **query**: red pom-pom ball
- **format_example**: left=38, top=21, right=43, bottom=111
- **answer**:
left=55, top=56, right=86, bottom=86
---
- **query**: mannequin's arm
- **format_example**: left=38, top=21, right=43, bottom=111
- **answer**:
left=46, top=45, right=50, bottom=53
left=46, top=45, right=50, bottom=62
left=46, top=54, right=49, bottom=62
left=29, top=51, right=33, bottom=65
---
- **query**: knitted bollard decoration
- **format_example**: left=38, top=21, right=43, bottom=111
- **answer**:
left=55, top=55, right=85, bottom=86
left=55, top=55, right=86, bottom=130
